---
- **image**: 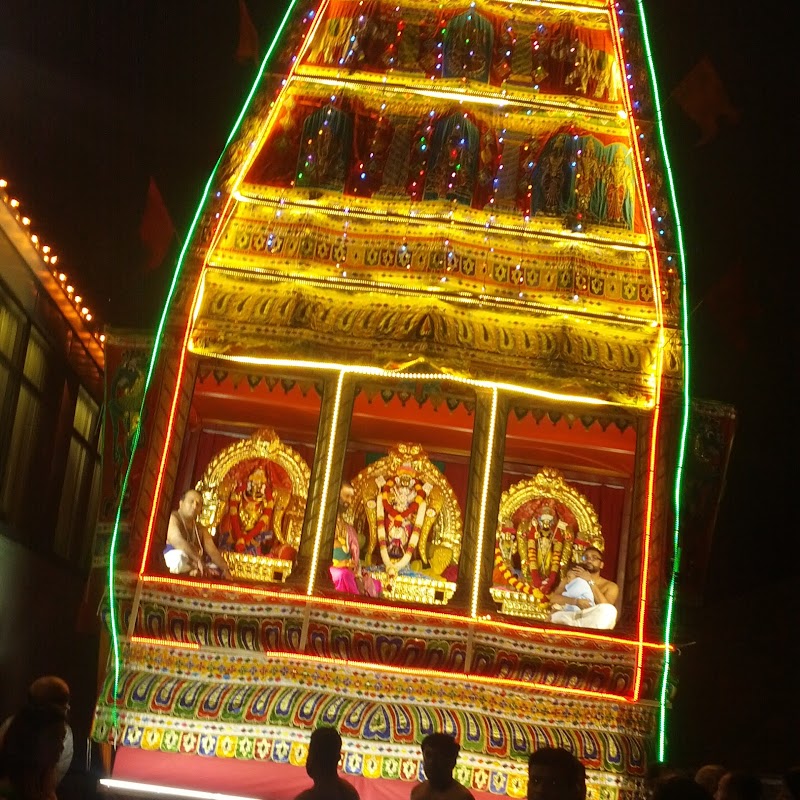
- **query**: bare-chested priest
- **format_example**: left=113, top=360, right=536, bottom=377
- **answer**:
left=163, top=489, right=232, bottom=580
left=548, top=546, right=618, bottom=630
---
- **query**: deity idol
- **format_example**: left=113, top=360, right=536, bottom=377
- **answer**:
left=527, top=505, right=561, bottom=585
left=376, top=465, right=435, bottom=570
left=217, top=462, right=293, bottom=558
left=498, top=498, right=575, bottom=593
left=351, top=443, right=463, bottom=603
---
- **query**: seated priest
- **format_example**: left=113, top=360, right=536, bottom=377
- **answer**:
left=163, top=489, right=233, bottom=580
left=548, top=546, right=618, bottom=630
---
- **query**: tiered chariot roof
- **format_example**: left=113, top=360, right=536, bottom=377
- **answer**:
left=182, top=0, right=682, bottom=406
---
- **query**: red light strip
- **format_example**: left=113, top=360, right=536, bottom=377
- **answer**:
left=136, top=278, right=204, bottom=577
left=606, top=0, right=667, bottom=700
left=632, top=374, right=663, bottom=699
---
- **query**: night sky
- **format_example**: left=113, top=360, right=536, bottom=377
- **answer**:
left=0, top=0, right=794, bottom=774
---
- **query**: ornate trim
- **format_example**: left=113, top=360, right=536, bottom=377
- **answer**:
left=190, top=269, right=677, bottom=405
left=92, top=644, right=654, bottom=788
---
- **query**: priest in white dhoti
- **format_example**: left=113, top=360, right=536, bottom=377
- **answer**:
left=548, top=546, right=619, bottom=630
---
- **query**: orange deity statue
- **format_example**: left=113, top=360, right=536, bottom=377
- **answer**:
left=217, top=461, right=294, bottom=558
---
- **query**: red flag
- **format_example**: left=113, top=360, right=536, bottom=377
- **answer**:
left=138, top=177, right=175, bottom=271
left=235, top=0, right=259, bottom=65
left=671, top=56, right=740, bottom=146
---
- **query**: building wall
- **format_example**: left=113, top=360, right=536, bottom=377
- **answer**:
left=0, top=223, right=103, bottom=776
left=0, top=536, right=100, bottom=764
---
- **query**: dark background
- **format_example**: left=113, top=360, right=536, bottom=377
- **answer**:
left=0, top=0, right=795, bottom=775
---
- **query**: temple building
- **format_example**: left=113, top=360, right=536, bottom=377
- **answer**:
left=90, top=0, right=734, bottom=797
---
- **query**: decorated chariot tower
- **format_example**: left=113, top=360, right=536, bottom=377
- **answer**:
left=92, top=0, right=695, bottom=796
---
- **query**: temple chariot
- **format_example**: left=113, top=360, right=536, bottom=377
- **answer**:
left=91, top=0, right=698, bottom=796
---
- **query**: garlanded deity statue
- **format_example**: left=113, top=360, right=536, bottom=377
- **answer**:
left=217, top=463, right=292, bottom=557
left=351, top=443, right=463, bottom=603
left=196, top=428, right=310, bottom=583
left=500, top=499, right=574, bottom=594
left=375, top=464, right=440, bottom=573
left=491, top=467, right=605, bottom=620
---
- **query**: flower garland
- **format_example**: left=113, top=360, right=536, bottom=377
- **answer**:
left=493, top=545, right=545, bottom=602
left=376, top=477, right=430, bottom=574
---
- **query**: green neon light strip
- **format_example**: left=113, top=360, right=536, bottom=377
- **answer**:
left=106, top=0, right=304, bottom=727
left=631, top=0, right=692, bottom=760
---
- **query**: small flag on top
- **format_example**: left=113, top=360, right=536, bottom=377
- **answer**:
left=671, top=56, right=740, bottom=147
left=235, top=0, right=260, bottom=66
left=138, top=177, right=176, bottom=271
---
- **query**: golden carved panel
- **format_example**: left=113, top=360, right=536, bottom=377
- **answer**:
left=189, top=269, right=680, bottom=405
left=196, top=428, right=311, bottom=583
left=209, top=198, right=664, bottom=322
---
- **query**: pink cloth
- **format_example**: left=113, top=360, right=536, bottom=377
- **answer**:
left=329, top=566, right=382, bottom=597
left=330, top=565, right=361, bottom=594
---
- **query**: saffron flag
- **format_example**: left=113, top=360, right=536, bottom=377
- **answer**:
left=671, top=56, right=740, bottom=146
left=138, top=177, right=175, bottom=271
left=235, top=0, right=260, bottom=65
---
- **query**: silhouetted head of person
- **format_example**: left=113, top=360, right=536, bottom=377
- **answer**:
left=716, top=772, right=763, bottom=800
left=421, top=733, right=460, bottom=790
left=654, top=777, right=713, bottom=800
left=527, top=747, right=586, bottom=800
left=695, top=765, right=727, bottom=796
left=0, top=704, right=67, bottom=784
left=28, top=676, right=70, bottom=714
left=779, top=767, right=800, bottom=800
left=647, top=761, right=683, bottom=788
left=305, top=727, right=343, bottom=781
